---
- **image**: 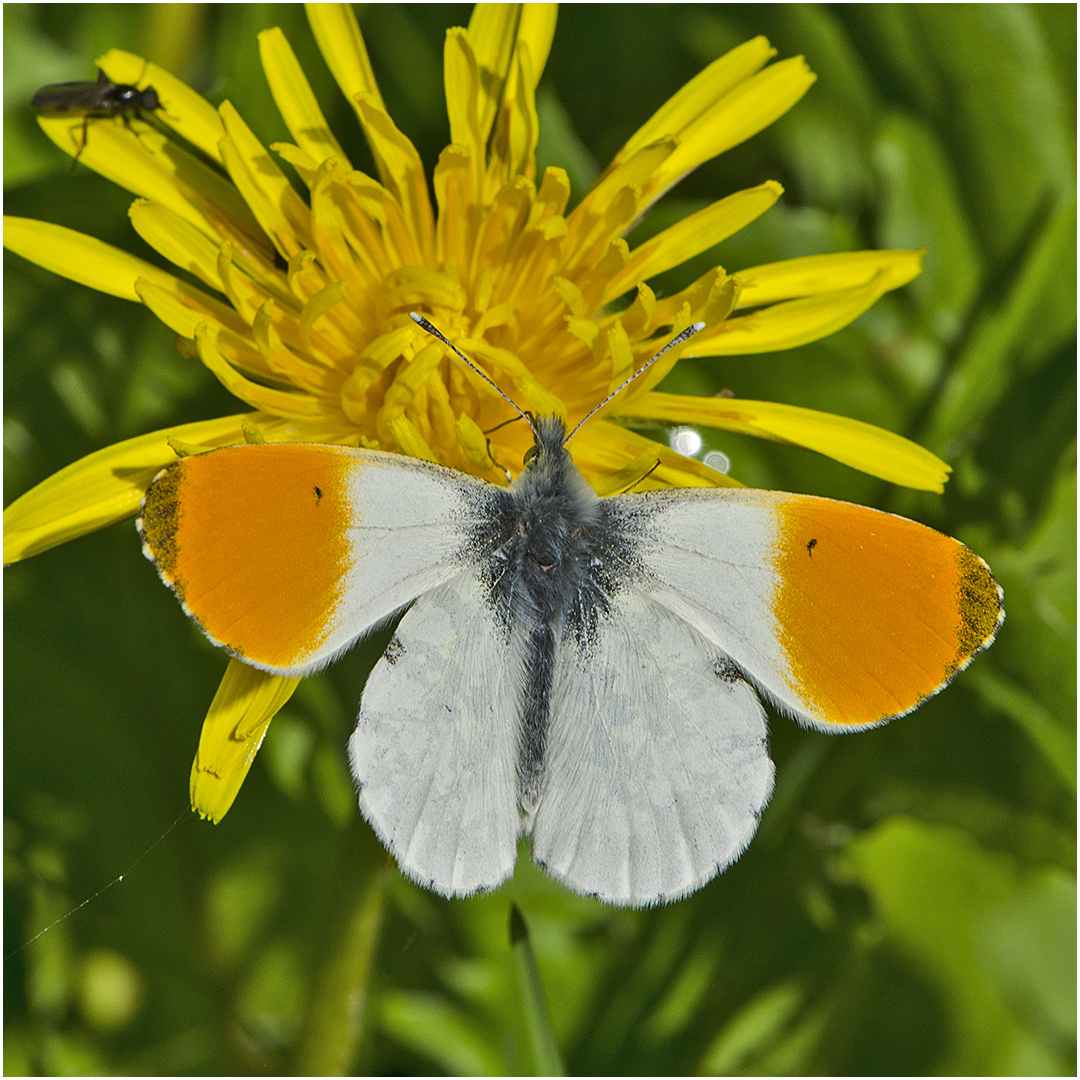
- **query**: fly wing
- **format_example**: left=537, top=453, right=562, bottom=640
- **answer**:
left=613, top=488, right=1003, bottom=731
left=531, top=586, right=774, bottom=907
left=350, top=570, right=521, bottom=898
left=138, top=442, right=495, bottom=676
left=31, top=81, right=103, bottom=110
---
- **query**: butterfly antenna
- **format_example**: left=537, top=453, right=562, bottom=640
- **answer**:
left=408, top=313, right=538, bottom=440
left=565, top=321, right=706, bottom=443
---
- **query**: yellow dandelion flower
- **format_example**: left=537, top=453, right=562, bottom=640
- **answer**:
left=3, top=3, right=944, bottom=823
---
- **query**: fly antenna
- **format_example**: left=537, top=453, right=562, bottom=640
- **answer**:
left=408, top=312, right=538, bottom=440
left=565, top=321, right=705, bottom=443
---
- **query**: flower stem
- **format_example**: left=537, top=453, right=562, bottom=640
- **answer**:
left=510, top=903, right=565, bottom=1076
left=294, top=821, right=387, bottom=1075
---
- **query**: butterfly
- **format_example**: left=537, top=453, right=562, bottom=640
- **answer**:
left=137, top=316, right=1003, bottom=906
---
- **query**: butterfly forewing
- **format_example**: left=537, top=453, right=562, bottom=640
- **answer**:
left=138, top=443, right=491, bottom=675
left=629, top=488, right=1003, bottom=730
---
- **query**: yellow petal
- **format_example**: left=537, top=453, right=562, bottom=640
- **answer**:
left=517, top=377, right=567, bottom=423
left=589, top=450, right=663, bottom=496
left=388, top=414, right=437, bottom=461
left=299, top=280, right=351, bottom=353
left=642, top=56, right=816, bottom=207
left=647, top=267, right=740, bottom=341
left=464, top=3, right=555, bottom=163
left=615, top=36, right=777, bottom=163
left=494, top=42, right=540, bottom=185
left=605, top=319, right=636, bottom=386
left=36, top=113, right=265, bottom=254
left=96, top=48, right=227, bottom=165
left=571, top=139, right=676, bottom=231
left=736, top=250, right=924, bottom=308
left=254, top=307, right=346, bottom=397
left=434, top=144, right=478, bottom=266
left=695, top=274, right=900, bottom=355
left=444, top=28, right=485, bottom=172
left=218, top=240, right=292, bottom=324
left=354, top=96, right=437, bottom=264
left=620, top=393, right=951, bottom=492
left=218, top=101, right=315, bottom=258
left=3, top=416, right=251, bottom=564
left=190, top=659, right=301, bottom=822
left=464, top=4, right=521, bottom=143
left=128, top=199, right=225, bottom=292
left=258, top=28, right=351, bottom=171
left=271, top=141, right=320, bottom=187
left=195, top=323, right=328, bottom=418
left=4, top=215, right=178, bottom=301
left=454, top=413, right=497, bottom=471
left=606, top=181, right=783, bottom=300
left=515, top=3, right=557, bottom=84
left=304, top=2, right=385, bottom=114
left=134, top=278, right=258, bottom=353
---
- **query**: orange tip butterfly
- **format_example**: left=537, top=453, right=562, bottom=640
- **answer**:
left=137, top=316, right=1003, bottom=906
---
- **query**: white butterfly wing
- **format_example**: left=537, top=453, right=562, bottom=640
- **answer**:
left=349, top=570, right=522, bottom=898
left=532, top=586, right=774, bottom=906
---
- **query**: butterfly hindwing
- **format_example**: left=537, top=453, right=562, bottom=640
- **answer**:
left=350, top=569, right=522, bottom=898
left=532, top=586, right=774, bottom=906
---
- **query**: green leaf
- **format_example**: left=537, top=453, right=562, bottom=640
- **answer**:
left=844, top=817, right=1076, bottom=1075
left=966, top=667, right=1076, bottom=797
left=963, top=444, right=1077, bottom=788
left=923, top=195, right=1078, bottom=454
left=379, top=990, right=504, bottom=1076
left=871, top=112, right=981, bottom=342
left=697, top=980, right=804, bottom=1075
left=863, top=5, right=1075, bottom=261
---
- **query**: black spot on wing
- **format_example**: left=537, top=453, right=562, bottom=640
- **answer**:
left=383, top=634, right=405, bottom=665
left=712, top=657, right=744, bottom=684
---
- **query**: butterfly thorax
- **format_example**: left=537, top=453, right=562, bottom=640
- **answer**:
left=504, top=417, right=599, bottom=601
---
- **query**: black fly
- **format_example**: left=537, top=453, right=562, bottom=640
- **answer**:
left=32, top=68, right=162, bottom=166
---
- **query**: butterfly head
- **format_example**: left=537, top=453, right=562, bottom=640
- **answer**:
left=512, top=415, right=597, bottom=523
left=522, top=415, right=570, bottom=467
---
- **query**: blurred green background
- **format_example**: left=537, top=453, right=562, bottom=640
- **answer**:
left=4, top=4, right=1075, bottom=1075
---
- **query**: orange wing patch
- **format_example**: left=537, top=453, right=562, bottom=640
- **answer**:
left=140, top=444, right=353, bottom=671
left=772, top=497, right=1002, bottom=727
